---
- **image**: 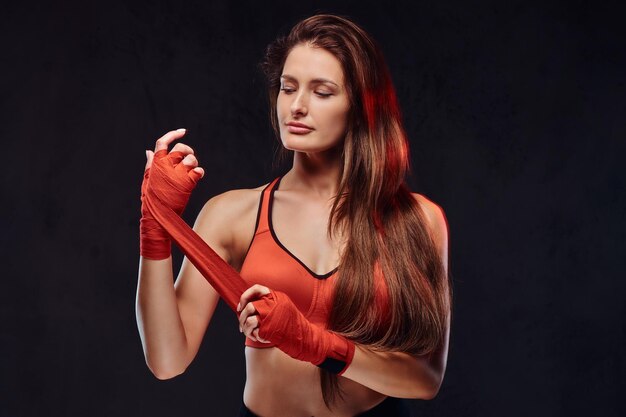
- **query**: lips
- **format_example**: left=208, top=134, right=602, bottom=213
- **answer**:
left=287, top=121, right=312, bottom=129
left=286, top=121, right=313, bottom=134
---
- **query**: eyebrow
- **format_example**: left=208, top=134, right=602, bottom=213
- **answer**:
left=280, top=74, right=340, bottom=88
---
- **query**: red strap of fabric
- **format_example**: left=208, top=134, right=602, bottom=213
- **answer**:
left=141, top=150, right=355, bottom=373
left=142, top=150, right=247, bottom=312
left=140, top=168, right=172, bottom=260
left=252, top=290, right=355, bottom=375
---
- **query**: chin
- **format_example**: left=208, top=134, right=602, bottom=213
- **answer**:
left=280, top=134, right=342, bottom=154
left=282, top=141, right=337, bottom=154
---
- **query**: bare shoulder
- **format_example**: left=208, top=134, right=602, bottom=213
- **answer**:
left=411, top=193, right=447, bottom=231
left=197, top=183, right=268, bottom=222
left=192, top=182, right=269, bottom=268
left=411, top=193, right=449, bottom=259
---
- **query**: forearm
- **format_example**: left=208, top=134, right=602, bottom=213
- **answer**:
left=136, top=256, right=189, bottom=379
left=340, top=345, right=443, bottom=399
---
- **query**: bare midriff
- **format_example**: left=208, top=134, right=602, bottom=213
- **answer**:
left=243, top=347, right=387, bottom=417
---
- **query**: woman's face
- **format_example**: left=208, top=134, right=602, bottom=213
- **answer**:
left=277, top=43, right=350, bottom=154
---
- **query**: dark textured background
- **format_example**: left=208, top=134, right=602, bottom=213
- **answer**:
left=1, top=1, right=624, bottom=416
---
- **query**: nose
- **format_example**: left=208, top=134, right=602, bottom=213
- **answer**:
left=290, top=90, right=308, bottom=117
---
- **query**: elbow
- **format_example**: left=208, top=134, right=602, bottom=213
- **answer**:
left=408, top=355, right=446, bottom=400
left=409, top=375, right=443, bottom=400
left=416, top=384, right=440, bottom=400
left=151, top=367, right=184, bottom=381
left=146, top=358, right=187, bottom=380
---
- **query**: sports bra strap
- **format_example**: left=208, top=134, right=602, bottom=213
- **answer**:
left=253, top=177, right=281, bottom=235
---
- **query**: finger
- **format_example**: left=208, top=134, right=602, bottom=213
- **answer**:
left=181, top=154, right=198, bottom=167
left=237, top=285, right=271, bottom=312
left=238, top=303, right=258, bottom=330
left=173, top=154, right=198, bottom=177
left=170, top=159, right=204, bottom=183
left=242, top=316, right=259, bottom=341
left=189, top=167, right=204, bottom=181
left=171, top=142, right=194, bottom=155
left=144, top=150, right=154, bottom=172
left=253, top=328, right=271, bottom=343
left=168, top=150, right=185, bottom=165
left=154, top=128, right=187, bottom=152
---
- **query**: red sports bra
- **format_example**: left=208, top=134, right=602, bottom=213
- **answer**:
left=240, top=177, right=389, bottom=348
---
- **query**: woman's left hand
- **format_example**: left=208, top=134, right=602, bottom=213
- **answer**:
left=237, top=284, right=355, bottom=373
left=237, top=284, right=272, bottom=343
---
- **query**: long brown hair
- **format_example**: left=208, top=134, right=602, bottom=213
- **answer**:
left=259, top=14, right=451, bottom=407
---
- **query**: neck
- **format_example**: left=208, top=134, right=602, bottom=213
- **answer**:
left=283, top=146, right=342, bottom=198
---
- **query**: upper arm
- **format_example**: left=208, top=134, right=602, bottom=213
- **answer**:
left=172, top=188, right=262, bottom=363
left=412, top=193, right=451, bottom=380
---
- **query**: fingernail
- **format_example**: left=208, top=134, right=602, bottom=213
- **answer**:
left=177, top=128, right=186, bottom=133
left=145, top=150, right=149, bottom=158
left=239, top=326, right=242, bottom=333
left=236, top=303, right=240, bottom=312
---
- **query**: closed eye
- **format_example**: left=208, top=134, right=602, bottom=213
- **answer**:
left=280, top=87, right=333, bottom=98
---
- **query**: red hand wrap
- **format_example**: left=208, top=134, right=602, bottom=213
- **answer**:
left=140, top=150, right=195, bottom=259
left=140, top=152, right=355, bottom=373
left=251, top=290, right=355, bottom=375
left=139, top=149, right=248, bottom=311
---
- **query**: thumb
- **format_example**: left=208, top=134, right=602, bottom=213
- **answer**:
left=144, top=150, right=154, bottom=172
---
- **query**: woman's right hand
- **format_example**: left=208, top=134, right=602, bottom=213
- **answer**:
left=142, top=128, right=205, bottom=214
left=140, top=128, right=205, bottom=260
left=144, top=128, right=204, bottom=178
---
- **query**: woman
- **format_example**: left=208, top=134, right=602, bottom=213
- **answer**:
left=136, top=14, right=451, bottom=417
